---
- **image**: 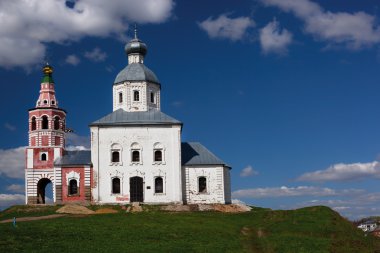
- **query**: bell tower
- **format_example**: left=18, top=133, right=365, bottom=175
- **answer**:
left=25, top=64, right=67, bottom=204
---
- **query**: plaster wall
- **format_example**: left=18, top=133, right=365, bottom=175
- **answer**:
left=184, top=165, right=226, bottom=204
left=90, top=124, right=182, bottom=204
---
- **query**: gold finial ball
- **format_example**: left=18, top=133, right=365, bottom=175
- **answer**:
left=43, top=63, right=53, bottom=75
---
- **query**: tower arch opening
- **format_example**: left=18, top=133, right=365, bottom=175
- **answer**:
left=31, top=117, right=36, bottom=131
left=42, top=115, right=49, bottom=129
left=54, top=116, right=60, bottom=130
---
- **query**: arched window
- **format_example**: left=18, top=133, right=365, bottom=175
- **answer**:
left=154, top=150, right=162, bottom=162
left=112, top=178, right=120, bottom=194
left=112, top=151, right=120, bottom=163
left=133, top=90, right=140, bottom=101
left=69, top=179, right=78, bottom=195
left=40, top=153, right=47, bottom=161
left=54, top=116, right=60, bottom=130
left=132, top=150, right=140, bottom=162
left=150, top=92, right=154, bottom=103
left=51, top=100, right=55, bottom=105
left=198, top=177, right=207, bottom=193
left=42, top=116, right=48, bottom=129
left=155, top=177, right=163, bottom=193
left=43, top=100, right=48, bottom=105
left=119, top=92, right=123, bottom=103
left=31, top=117, right=36, bottom=131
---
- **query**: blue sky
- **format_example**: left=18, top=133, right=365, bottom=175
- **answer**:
left=1, top=0, right=380, bottom=219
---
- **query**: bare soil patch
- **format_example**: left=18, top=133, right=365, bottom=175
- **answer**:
left=56, top=204, right=95, bottom=215
left=161, top=204, right=252, bottom=213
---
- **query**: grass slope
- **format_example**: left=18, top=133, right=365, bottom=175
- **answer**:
left=0, top=205, right=379, bottom=253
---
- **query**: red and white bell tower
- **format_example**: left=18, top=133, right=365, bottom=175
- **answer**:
left=25, top=64, right=66, bottom=204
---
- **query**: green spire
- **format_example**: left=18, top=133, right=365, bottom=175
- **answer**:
left=41, top=63, right=54, bottom=83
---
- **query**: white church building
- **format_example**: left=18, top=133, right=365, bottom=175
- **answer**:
left=25, top=29, right=231, bottom=205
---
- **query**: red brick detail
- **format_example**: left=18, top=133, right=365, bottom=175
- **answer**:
left=33, top=148, right=56, bottom=169
left=31, top=137, right=36, bottom=146
left=61, top=167, right=86, bottom=203
left=55, top=136, right=60, bottom=146
left=41, top=136, right=49, bottom=146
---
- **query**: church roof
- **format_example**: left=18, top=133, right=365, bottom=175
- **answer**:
left=181, top=142, right=229, bottom=167
left=54, top=150, right=91, bottom=167
left=114, top=63, right=160, bottom=85
left=90, top=109, right=182, bottom=126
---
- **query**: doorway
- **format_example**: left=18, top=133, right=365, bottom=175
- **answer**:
left=130, top=176, right=143, bottom=202
left=37, top=178, right=53, bottom=204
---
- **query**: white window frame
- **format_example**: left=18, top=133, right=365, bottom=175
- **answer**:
left=40, top=152, right=48, bottom=161
left=154, top=176, right=165, bottom=195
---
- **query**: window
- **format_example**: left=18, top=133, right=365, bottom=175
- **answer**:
left=150, top=92, right=154, bottom=103
left=155, top=177, right=163, bottom=193
left=132, top=150, right=140, bottom=162
left=110, top=143, right=122, bottom=165
left=40, top=153, right=47, bottom=161
left=198, top=177, right=207, bottom=193
left=51, top=100, right=55, bottom=105
left=133, top=90, right=140, bottom=101
left=42, top=116, right=48, bottom=129
left=112, top=151, right=120, bottom=162
left=153, top=143, right=164, bottom=164
left=54, top=116, right=60, bottom=130
left=112, top=178, right=120, bottom=194
left=69, top=179, right=78, bottom=195
left=31, top=117, right=36, bottom=131
left=119, top=92, right=123, bottom=103
left=154, top=150, right=162, bottom=162
left=43, top=100, right=48, bottom=105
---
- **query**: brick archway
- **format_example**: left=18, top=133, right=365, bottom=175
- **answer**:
left=37, top=178, right=52, bottom=204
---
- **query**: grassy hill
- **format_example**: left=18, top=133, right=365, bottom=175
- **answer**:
left=0, top=205, right=379, bottom=253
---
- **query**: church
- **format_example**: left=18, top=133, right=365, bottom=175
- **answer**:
left=25, top=30, right=231, bottom=205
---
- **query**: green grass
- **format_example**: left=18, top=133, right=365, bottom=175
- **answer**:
left=0, top=205, right=61, bottom=220
left=0, top=205, right=379, bottom=253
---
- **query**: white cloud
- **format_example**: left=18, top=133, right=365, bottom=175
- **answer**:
left=260, top=19, right=292, bottom=55
left=297, top=161, right=380, bottom=182
left=0, top=194, right=24, bottom=209
left=0, top=147, right=25, bottom=179
left=260, top=0, right=380, bottom=49
left=232, top=186, right=364, bottom=198
left=66, top=133, right=90, bottom=150
left=240, top=165, right=259, bottom=177
left=198, top=14, right=255, bottom=41
left=0, top=0, right=174, bottom=68
left=6, top=184, right=24, bottom=193
left=4, top=123, right=16, bottom=131
left=65, top=54, right=81, bottom=66
left=84, top=48, right=107, bottom=62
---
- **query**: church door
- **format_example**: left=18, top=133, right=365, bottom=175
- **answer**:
left=130, top=176, right=143, bottom=202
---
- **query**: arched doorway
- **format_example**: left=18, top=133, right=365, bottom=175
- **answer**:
left=37, top=178, right=53, bottom=204
left=130, top=176, right=143, bottom=202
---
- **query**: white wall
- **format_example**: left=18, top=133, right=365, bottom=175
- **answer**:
left=113, top=81, right=160, bottom=112
left=184, top=165, right=226, bottom=204
left=91, top=124, right=182, bottom=204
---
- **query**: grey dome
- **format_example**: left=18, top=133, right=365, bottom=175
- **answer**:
left=114, top=63, right=160, bottom=84
left=125, top=38, right=147, bottom=56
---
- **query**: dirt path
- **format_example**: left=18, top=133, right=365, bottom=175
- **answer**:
left=0, top=214, right=66, bottom=223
